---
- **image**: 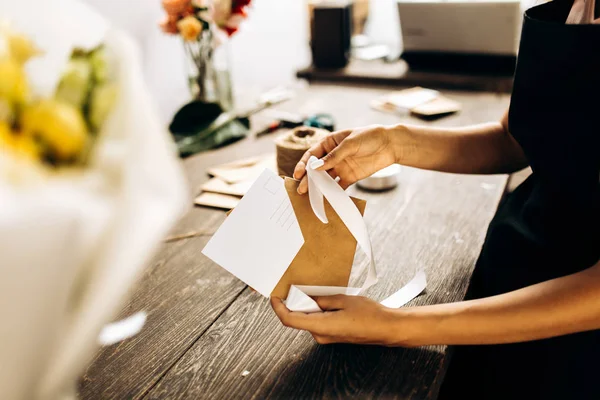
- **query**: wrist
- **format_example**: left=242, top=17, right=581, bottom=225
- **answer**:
left=386, top=124, right=418, bottom=165
left=384, top=306, right=440, bottom=347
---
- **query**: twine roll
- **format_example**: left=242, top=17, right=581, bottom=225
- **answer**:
left=275, top=127, right=329, bottom=178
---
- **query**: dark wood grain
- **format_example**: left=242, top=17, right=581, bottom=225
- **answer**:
left=78, top=208, right=247, bottom=399
left=145, top=164, right=507, bottom=400
left=80, top=84, right=510, bottom=400
left=297, top=59, right=514, bottom=93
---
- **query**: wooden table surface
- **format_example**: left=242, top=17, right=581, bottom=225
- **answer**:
left=80, top=84, right=510, bottom=400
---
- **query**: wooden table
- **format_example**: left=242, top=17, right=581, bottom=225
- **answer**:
left=80, top=84, right=510, bottom=400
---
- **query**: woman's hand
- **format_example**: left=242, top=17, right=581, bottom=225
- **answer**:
left=270, top=295, right=413, bottom=346
left=293, top=125, right=398, bottom=194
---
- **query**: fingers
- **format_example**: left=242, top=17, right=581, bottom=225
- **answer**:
left=293, top=161, right=306, bottom=181
left=317, top=138, right=357, bottom=172
left=297, top=176, right=309, bottom=195
left=297, top=168, right=345, bottom=195
left=293, top=129, right=353, bottom=182
left=270, top=297, right=318, bottom=330
left=271, top=297, right=339, bottom=334
left=337, top=178, right=351, bottom=190
left=271, top=296, right=291, bottom=321
left=294, top=142, right=327, bottom=181
left=313, top=294, right=347, bottom=311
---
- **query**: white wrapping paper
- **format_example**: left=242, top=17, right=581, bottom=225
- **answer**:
left=0, top=3, right=188, bottom=399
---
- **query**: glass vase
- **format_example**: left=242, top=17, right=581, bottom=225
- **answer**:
left=185, top=30, right=233, bottom=112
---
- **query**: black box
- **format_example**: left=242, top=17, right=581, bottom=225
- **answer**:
left=310, top=2, right=353, bottom=69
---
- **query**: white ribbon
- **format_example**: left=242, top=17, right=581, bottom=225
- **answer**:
left=284, top=156, right=426, bottom=313
left=306, top=156, right=378, bottom=292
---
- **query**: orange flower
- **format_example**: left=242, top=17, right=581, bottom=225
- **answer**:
left=159, top=16, right=179, bottom=34
left=181, top=5, right=196, bottom=18
left=177, top=16, right=203, bottom=41
left=162, top=0, right=190, bottom=16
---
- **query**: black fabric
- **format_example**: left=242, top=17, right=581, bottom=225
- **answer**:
left=440, top=1, right=600, bottom=398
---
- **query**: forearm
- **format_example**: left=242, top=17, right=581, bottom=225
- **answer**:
left=394, top=260, right=600, bottom=347
left=390, top=111, right=528, bottom=174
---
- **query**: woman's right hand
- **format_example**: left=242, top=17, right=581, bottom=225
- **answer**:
left=294, top=124, right=398, bottom=194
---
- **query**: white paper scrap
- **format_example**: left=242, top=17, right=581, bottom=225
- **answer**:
left=380, top=270, right=427, bottom=308
left=202, top=169, right=305, bottom=297
left=98, top=312, right=147, bottom=346
left=387, top=88, right=439, bottom=110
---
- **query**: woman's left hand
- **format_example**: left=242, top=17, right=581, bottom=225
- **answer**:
left=270, top=295, right=412, bottom=346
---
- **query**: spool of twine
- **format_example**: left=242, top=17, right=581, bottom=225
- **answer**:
left=275, top=127, right=329, bottom=178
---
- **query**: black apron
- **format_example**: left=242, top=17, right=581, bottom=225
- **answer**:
left=441, top=1, right=600, bottom=399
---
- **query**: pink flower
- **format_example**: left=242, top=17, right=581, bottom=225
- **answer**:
left=212, top=0, right=232, bottom=26
left=159, top=16, right=179, bottom=34
left=225, top=14, right=244, bottom=30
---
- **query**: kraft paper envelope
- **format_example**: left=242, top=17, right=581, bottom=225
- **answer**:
left=220, top=177, right=365, bottom=299
left=272, top=178, right=366, bottom=298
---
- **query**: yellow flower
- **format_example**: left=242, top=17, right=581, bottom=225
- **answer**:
left=6, top=32, right=40, bottom=64
left=0, top=57, right=28, bottom=105
left=0, top=120, right=14, bottom=146
left=12, top=135, right=40, bottom=160
left=0, top=98, right=12, bottom=122
left=177, top=16, right=203, bottom=41
left=21, top=99, right=88, bottom=161
left=0, top=121, right=40, bottom=161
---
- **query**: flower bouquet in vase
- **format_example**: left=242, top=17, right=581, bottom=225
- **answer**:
left=160, top=0, right=252, bottom=157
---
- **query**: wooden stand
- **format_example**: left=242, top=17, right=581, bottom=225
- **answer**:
left=297, top=58, right=514, bottom=93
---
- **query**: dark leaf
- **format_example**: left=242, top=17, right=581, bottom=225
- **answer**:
left=169, top=100, right=223, bottom=136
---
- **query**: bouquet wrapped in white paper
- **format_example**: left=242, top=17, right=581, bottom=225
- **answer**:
left=0, top=1, right=188, bottom=399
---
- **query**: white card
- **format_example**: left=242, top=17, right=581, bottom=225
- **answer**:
left=202, top=169, right=305, bottom=297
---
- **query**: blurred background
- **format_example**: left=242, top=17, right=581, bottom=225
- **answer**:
left=81, top=0, right=540, bottom=125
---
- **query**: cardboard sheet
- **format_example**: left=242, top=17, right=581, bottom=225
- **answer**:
left=195, top=192, right=241, bottom=210
left=207, top=154, right=276, bottom=184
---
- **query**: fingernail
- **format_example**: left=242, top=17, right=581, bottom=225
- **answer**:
left=310, top=159, right=324, bottom=169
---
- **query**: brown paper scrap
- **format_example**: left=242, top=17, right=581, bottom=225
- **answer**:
left=194, top=192, right=240, bottom=210
left=207, top=154, right=276, bottom=184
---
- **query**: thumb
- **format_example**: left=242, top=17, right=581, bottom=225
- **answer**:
left=313, top=294, right=347, bottom=311
left=313, top=139, right=357, bottom=171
